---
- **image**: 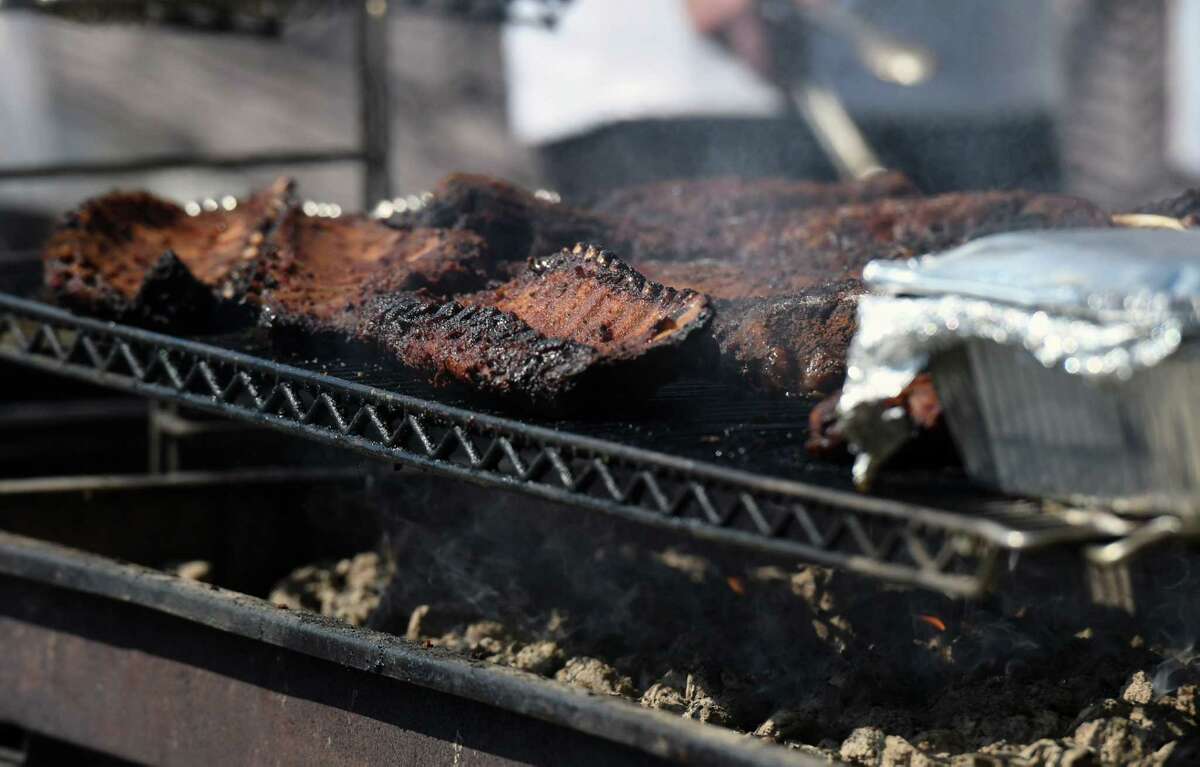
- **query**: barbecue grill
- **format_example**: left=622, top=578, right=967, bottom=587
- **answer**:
left=0, top=2, right=1195, bottom=765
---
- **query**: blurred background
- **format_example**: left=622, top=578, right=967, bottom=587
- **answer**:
left=0, top=0, right=1196, bottom=250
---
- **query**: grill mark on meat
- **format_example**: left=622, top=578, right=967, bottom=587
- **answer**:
left=357, top=294, right=600, bottom=403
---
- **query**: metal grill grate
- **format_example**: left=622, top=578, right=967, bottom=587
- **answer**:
left=0, top=290, right=1129, bottom=596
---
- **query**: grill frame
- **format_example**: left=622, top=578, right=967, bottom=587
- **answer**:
left=0, top=529, right=813, bottom=767
left=0, top=289, right=1130, bottom=596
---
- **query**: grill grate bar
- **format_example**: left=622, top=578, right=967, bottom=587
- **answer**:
left=0, top=292, right=1125, bottom=596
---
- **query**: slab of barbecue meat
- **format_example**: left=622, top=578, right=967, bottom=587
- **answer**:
left=636, top=190, right=1112, bottom=301
left=403, top=172, right=924, bottom=268
left=43, top=178, right=292, bottom=326
left=590, top=170, right=919, bottom=232
left=637, top=191, right=1111, bottom=404
left=239, top=206, right=491, bottom=333
left=355, top=245, right=711, bottom=410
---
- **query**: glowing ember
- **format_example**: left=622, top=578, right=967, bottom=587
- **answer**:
left=916, top=614, right=946, bottom=632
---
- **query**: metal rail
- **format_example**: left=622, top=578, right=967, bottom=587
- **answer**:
left=0, top=150, right=365, bottom=183
left=0, top=291, right=1125, bottom=596
left=0, top=530, right=810, bottom=767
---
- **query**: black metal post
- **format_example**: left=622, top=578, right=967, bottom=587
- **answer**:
left=357, top=0, right=393, bottom=207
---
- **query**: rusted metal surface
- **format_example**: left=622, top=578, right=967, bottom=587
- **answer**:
left=0, top=532, right=821, bottom=767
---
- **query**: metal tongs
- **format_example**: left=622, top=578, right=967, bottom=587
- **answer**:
left=761, top=0, right=937, bottom=179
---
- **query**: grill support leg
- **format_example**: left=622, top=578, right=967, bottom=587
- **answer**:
left=358, top=0, right=393, bottom=207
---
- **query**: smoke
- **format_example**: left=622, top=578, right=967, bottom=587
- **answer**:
left=362, top=474, right=1200, bottom=738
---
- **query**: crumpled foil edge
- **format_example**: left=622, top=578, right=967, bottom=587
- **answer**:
left=836, top=293, right=1188, bottom=489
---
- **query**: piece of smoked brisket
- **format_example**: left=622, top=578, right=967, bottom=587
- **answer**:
left=645, top=190, right=1111, bottom=399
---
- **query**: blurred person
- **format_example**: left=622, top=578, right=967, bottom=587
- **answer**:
left=504, top=0, right=1065, bottom=199
left=1060, top=0, right=1200, bottom=208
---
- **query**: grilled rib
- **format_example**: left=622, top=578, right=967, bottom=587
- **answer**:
left=467, top=244, right=710, bottom=359
left=357, top=245, right=711, bottom=409
left=42, top=178, right=291, bottom=321
left=708, top=282, right=862, bottom=396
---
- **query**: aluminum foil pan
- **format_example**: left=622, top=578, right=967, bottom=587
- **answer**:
left=838, top=228, right=1200, bottom=511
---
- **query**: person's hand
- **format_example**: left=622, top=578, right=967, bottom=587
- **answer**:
left=685, top=0, right=773, bottom=78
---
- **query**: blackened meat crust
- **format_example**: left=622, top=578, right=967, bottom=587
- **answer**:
left=591, top=170, right=920, bottom=231
left=356, top=245, right=712, bottom=410
left=405, top=172, right=924, bottom=269
left=467, top=244, right=711, bottom=360
left=357, top=295, right=601, bottom=406
left=643, top=191, right=1110, bottom=398
left=404, top=173, right=615, bottom=266
left=709, top=281, right=862, bottom=397
left=643, top=191, right=1111, bottom=301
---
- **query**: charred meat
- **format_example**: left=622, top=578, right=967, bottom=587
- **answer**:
left=43, top=179, right=291, bottom=320
left=634, top=191, right=1108, bottom=302
left=644, top=191, right=1109, bottom=398
left=402, top=173, right=615, bottom=267
left=357, top=245, right=711, bottom=409
left=403, top=172, right=924, bottom=268
left=357, top=295, right=602, bottom=406
left=467, top=244, right=710, bottom=359
left=591, top=170, right=919, bottom=232
left=242, top=208, right=491, bottom=332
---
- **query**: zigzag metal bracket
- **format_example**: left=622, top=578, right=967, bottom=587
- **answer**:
left=0, top=292, right=1118, bottom=597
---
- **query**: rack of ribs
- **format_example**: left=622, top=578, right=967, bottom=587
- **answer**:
left=356, top=245, right=711, bottom=410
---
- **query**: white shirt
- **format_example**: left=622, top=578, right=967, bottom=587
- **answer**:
left=502, top=0, right=784, bottom=146
left=1168, top=0, right=1200, bottom=176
